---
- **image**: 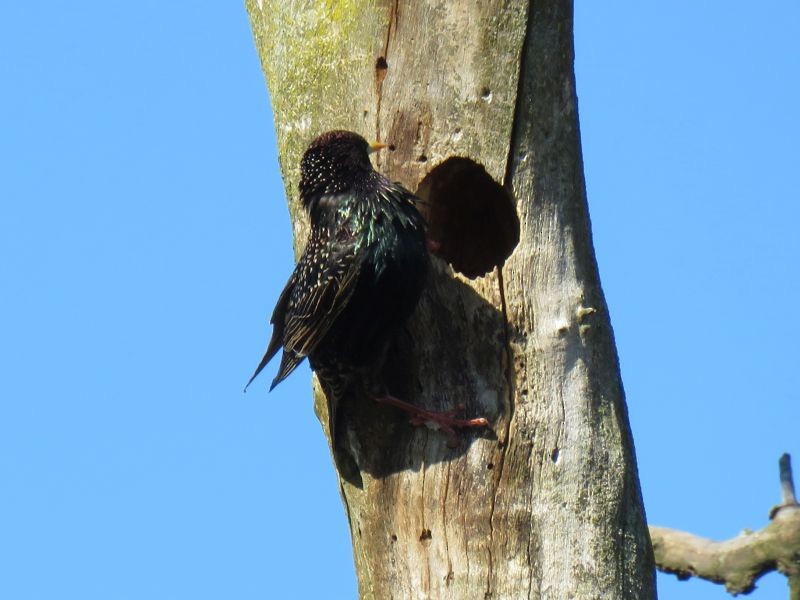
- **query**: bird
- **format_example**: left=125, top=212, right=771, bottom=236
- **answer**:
left=246, top=130, right=488, bottom=452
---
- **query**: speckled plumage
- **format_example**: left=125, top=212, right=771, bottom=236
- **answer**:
left=247, top=130, right=429, bottom=397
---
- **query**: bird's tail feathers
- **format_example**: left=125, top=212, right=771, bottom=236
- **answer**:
left=244, top=352, right=272, bottom=392
left=244, top=334, right=285, bottom=392
left=268, top=350, right=305, bottom=391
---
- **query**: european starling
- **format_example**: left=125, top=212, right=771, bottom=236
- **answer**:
left=247, top=130, right=487, bottom=446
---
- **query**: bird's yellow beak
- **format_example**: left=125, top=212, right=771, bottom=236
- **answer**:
left=368, top=141, right=388, bottom=153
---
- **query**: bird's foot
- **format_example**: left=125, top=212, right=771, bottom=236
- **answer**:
left=375, top=394, right=489, bottom=447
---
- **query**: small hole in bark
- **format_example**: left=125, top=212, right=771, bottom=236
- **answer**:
left=391, top=534, right=398, bottom=542
left=551, top=448, right=560, bottom=463
left=487, top=462, right=494, bottom=470
left=375, top=57, right=388, bottom=88
left=480, top=87, right=492, bottom=101
left=419, top=528, right=432, bottom=541
left=415, top=157, right=520, bottom=278
left=388, top=144, right=396, bottom=151
left=417, top=154, right=428, bottom=163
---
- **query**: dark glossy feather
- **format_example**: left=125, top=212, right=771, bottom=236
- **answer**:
left=247, top=131, right=428, bottom=397
left=271, top=226, right=364, bottom=389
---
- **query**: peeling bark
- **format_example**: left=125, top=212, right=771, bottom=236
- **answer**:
left=246, top=1, right=655, bottom=597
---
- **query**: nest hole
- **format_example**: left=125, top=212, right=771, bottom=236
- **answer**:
left=416, top=157, right=520, bottom=278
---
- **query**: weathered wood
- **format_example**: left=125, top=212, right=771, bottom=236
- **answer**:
left=652, top=454, right=800, bottom=596
left=247, top=1, right=655, bottom=597
left=651, top=514, right=800, bottom=596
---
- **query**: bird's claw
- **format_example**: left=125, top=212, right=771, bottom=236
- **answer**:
left=376, top=395, right=489, bottom=447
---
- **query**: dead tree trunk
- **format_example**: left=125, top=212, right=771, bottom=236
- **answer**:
left=247, top=1, right=656, bottom=597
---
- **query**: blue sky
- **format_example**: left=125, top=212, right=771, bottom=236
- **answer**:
left=1, top=2, right=797, bottom=599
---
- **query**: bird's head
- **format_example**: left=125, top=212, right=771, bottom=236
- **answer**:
left=299, top=130, right=386, bottom=209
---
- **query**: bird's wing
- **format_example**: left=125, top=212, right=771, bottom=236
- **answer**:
left=283, top=231, right=362, bottom=357
left=245, top=224, right=365, bottom=391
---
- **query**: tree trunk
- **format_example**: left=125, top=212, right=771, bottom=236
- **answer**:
left=246, top=1, right=656, bottom=598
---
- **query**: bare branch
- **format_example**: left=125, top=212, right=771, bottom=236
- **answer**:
left=651, top=454, right=800, bottom=595
left=778, top=453, right=798, bottom=508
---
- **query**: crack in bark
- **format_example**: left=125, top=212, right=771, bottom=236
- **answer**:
left=420, top=434, right=430, bottom=595
left=526, top=478, right=535, bottom=600
left=497, top=267, right=510, bottom=347
left=443, top=461, right=453, bottom=587
left=503, top=1, right=534, bottom=190
left=491, top=5, right=535, bottom=594
left=484, top=415, right=500, bottom=593
left=485, top=0, right=533, bottom=570
left=375, top=0, right=399, bottom=141
left=556, top=386, right=566, bottom=455
left=486, top=279, right=518, bottom=596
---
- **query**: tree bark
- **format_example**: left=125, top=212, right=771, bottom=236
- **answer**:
left=247, top=1, right=656, bottom=598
